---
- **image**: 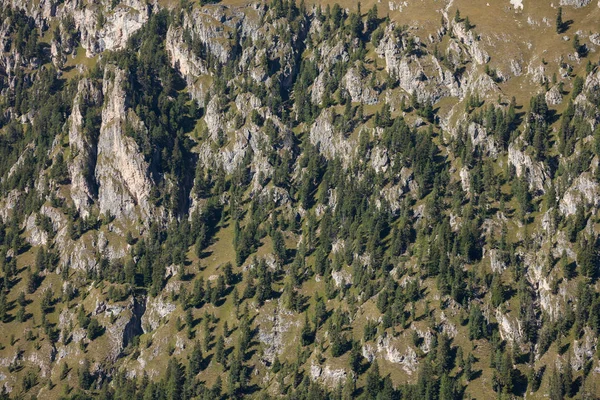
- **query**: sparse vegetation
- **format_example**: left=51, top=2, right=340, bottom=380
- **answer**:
left=0, top=0, right=599, bottom=399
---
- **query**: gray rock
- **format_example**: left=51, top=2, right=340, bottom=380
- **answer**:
left=511, top=59, right=523, bottom=76
left=257, top=303, right=298, bottom=364
left=310, top=72, right=327, bottom=105
left=496, top=310, right=523, bottom=344
left=75, top=0, right=150, bottom=56
left=166, top=26, right=209, bottom=105
left=559, top=173, right=600, bottom=216
left=560, top=0, right=591, bottom=7
left=24, top=214, right=48, bottom=247
left=309, top=109, right=353, bottom=161
left=449, top=17, right=490, bottom=65
left=508, top=143, right=548, bottom=193
left=95, top=66, right=157, bottom=222
left=572, top=328, right=597, bottom=370
left=545, top=85, right=563, bottom=105
left=142, top=295, right=176, bottom=332
left=310, top=363, right=347, bottom=385
left=69, top=78, right=103, bottom=218
left=105, top=296, right=146, bottom=360
left=468, top=122, right=498, bottom=157
left=342, top=65, right=379, bottom=105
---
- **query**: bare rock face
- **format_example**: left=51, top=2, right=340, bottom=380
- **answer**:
left=489, top=249, right=507, bottom=273
left=508, top=143, right=548, bottom=193
left=559, top=173, right=600, bottom=216
left=178, top=6, right=238, bottom=65
left=545, top=86, right=563, bottom=105
left=370, top=146, right=389, bottom=174
left=468, top=122, right=498, bottom=157
left=461, top=66, right=499, bottom=99
left=1, top=0, right=149, bottom=57
left=309, top=109, right=353, bottom=161
left=73, top=0, right=149, bottom=57
left=166, top=25, right=210, bottom=105
left=527, top=62, right=547, bottom=85
left=496, top=310, right=523, bottom=344
left=24, top=214, right=48, bottom=247
left=331, top=269, right=352, bottom=288
left=198, top=126, right=250, bottom=174
left=198, top=94, right=288, bottom=182
left=371, top=334, right=419, bottom=375
left=572, top=328, right=597, bottom=371
left=142, top=295, right=176, bottom=332
left=511, top=59, right=523, bottom=76
left=95, top=66, right=156, bottom=221
left=25, top=340, right=56, bottom=379
left=439, top=312, right=459, bottom=337
left=67, top=235, right=99, bottom=271
left=310, top=72, right=327, bottom=105
left=448, top=17, right=490, bottom=65
left=560, top=0, right=592, bottom=7
left=342, top=65, right=379, bottom=105
left=204, top=97, right=226, bottom=142
left=69, top=78, right=103, bottom=218
left=5, top=143, right=34, bottom=182
left=309, top=363, right=347, bottom=386
left=460, top=167, right=471, bottom=194
left=376, top=26, right=461, bottom=104
left=104, top=296, right=146, bottom=361
left=257, top=303, right=299, bottom=364
left=315, top=39, right=349, bottom=69
left=575, top=69, right=600, bottom=114
left=50, top=38, right=66, bottom=69
left=33, top=204, right=98, bottom=271
left=234, top=93, right=262, bottom=119
left=378, top=42, right=430, bottom=102
left=0, top=0, right=55, bottom=28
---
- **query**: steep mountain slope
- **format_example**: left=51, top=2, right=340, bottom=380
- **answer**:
left=0, top=0, right=600, bottom=399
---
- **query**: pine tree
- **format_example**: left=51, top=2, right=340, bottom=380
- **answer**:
left=464, top=353, right=474, bottom=381
left=573, top=34, right=582, bottom=56
left=0, top=292, right=6, bottom=323
left=314, top=295, right=327, bottom=327
left=563, top=354, right=573, bottom=397
left=189, top=341, right=203, bottom=375
left=166, top=359, right=184, bottom=400
left=272, top=229, right=286, bottom=264
left=50, top=152, right=69, bottom=184
left=556, top=7, right=563, bottom=34
left=490, top=274, right=505, bottom=307
left=549, top=364, right=564, bottom=400
left=212, top=375, right=222, bottom=397
left=468, top=304, right=486, bottom=340
left=437, top=333, right=452, bottom=374
left=342, top=374, right=355, bottom=400
left=185, top=308, right=194, bottom=339
left=366, top=360, right=381, bottom=398
left=60, top=362, right=69, bottom=381
left=439, top=374, right=454, bottom=400
left=215, top=335, right=225, bottom=365
left=195, top=227, right=207, bottom=259
left=78, top=358, right=92, bottom=390
left=366, top=5, right=378, bottom=32
left=349, top=341, right=362, bottom=373
left=578, top=237, right=598, bottom=279
left=301, top=313, right=314, bottom=346
left=561, top=251, right=575, bottom=279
